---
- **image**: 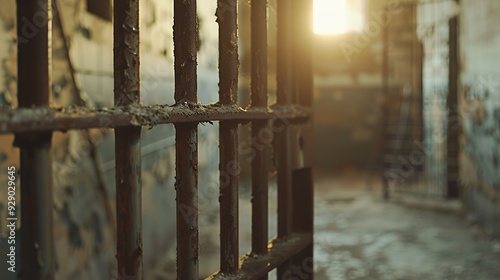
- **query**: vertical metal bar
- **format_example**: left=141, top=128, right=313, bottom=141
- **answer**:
left=276, top=0, right=293, bottom=278
left=276, top=0, right=292, bottom=105
left=251, top=0, right=268, bottom=108
left=174, top=0, right=199, bottom=278
left=275, top=0, right=293, bottom=239
left=447, top=13, right=460, bottom=199
left=275, top=125, right=292, bottom=240
left=174, top=0, right=198, bottom=103
left=217, top=0, right=239, bottom=105
left=251, top=1, right=269, bottom=279
left=292, top=0, right=314, bottom=107
left=218, top=122, right=239, bottom=274
left=274, top=124, right=293, bottom=278
left=292, top=168, right=314, bottom=279
left=114, top=0, right=143, bottom=278
left=16, top=0, right=55, bottom=279
left=175, top=122, right=198, bottom=279
left=16, top=2, right=51, bottom=107
left=217, top=0, right=239, bottom=274
left=290, top=0, right=314, bottom=278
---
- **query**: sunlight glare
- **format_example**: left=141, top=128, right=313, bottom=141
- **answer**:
left=314, top=0, right=348, bottom=35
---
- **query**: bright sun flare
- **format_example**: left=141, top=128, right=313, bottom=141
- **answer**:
left=314, top=0, right=348, bottom=34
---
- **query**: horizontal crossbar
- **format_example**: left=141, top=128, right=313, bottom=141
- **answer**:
left=0, top=104, right=311, bottom=134
left=206, top=233, right=313, bottom=280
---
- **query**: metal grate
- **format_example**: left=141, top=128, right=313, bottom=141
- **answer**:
left=4, top=0, right=314, bottom=279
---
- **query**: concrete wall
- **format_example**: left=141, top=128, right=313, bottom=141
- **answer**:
left=417, top=0, right=500, bottom=236
left=457, top=0, right=500, bottom=236
left=0, top=1, right=221, bottom=279
left=311, top=0, right=405, bottom=171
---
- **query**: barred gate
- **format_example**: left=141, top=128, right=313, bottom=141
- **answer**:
left=0, top=0, right=314, bottom=279
left=382, top=0, right=460, bottom=200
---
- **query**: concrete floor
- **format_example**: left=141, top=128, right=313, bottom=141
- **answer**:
left=155, top=171, right=500, bottom=279
left=312, top=172, right=500, bottom=280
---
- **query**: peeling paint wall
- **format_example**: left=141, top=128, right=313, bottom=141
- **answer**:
left=0, top=0, right=220, bottom=279
left=416, top=0, right=456, bottom=194
left=417, top=0, right=500, bottom=236
left=457, top=0, right=500, bottom=236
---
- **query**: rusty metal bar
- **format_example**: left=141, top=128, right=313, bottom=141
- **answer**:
left=274, top=113, right=293, bottom=278
left=217, top=0, right=239, bottom=105
left=275, top=126, right=292, bottom=237
left=174, top=0, right=199, bottom=278
left=289, top=0, right=314, bottom=278
left=251, top=0, right=269, bottom=279
left=251, top=0, right=268, bottom=108
left=276, top=0, right=293, bottom=105
left=447, top=13, right=460, bottom=199
left=175, top=122, right=199, bottom=279
left=174, top=0, right=198, bottom=103
left=15, top=0, right=55, bottom=279
left=0, top=105, right=311, bottom=134
left=218, top=121, right=239, bottom=274
left=16, top=0, right=52, bottom=108
left=114, top=0, right=143, bottom=278
left=275, top=0, right=294, bottom=277
left=292, top=0, right=314, bottom=107
left=291, top=168, right=314, bottom=279
left=250, top=119, right=269, bottom=272
left=206, top=233, right=312, bottom=280
left=217, top=0, right=239, bottom=274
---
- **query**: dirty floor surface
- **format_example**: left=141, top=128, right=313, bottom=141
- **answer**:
left=312, top=173, right=500, bottom=280
left=157, top=172, right=500, bottom=279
